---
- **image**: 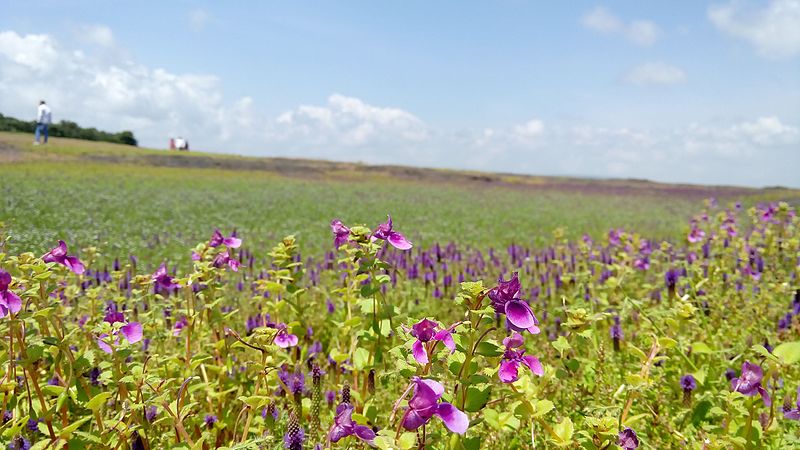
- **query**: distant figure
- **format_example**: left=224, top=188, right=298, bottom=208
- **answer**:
left=169, top=138, right=176, bottom=150
left=34, top=100, right=52, bottom=145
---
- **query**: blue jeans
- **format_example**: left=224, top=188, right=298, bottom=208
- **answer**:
left=35, top=123, right=49, bottom=143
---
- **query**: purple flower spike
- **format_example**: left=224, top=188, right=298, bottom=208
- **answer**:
left=405, top=319, right=457, bottom=364
left=372, top=215, right=413, bottom=250
left=488, top=273, right=540, bottom=334
left=498, top=332, right=543, bottom=383
left=209, top=229, right=241, bottom=248
left=0, top=270, right=22, bottom=318
left=618, top=427, right=639, bottom=449
left=274, top=324, right=299, bottom=348
left=43, top=240, right=85, bottom=275
left=731, top=361, right=771, bottom=406
left=330, top=219, right=352, bottom=249
left=401, top=378, right=468, bottom=434
left=328, top=404, right=376, bottom=446
left=784, top=386, right=800, bottom=420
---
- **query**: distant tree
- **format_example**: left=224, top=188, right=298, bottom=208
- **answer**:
left=0, top=113, right=138, bottom=146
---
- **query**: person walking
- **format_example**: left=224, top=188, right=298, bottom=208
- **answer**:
left=34, top=100, right=52, bottom=145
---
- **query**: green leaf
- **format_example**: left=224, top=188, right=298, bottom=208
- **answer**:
left=532, top=399, right=555, bottom=418
left=552, top=336, right=571, bottom=357
left=464, top=385, right=491, bottom=412
left=551, top=416, right=574, bottom=446
left=58, top=415, right=92, bottom=439
left=474, top=341, right=502, bottom=357
left=353, top=347, right=371, bottom=370
left=84, top=392, right=112, bottom=411
left=773, top=341, right=800, bottom=365
left=691, top=342, right=713, bottom=354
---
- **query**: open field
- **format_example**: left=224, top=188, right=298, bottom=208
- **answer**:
left=1, top=132, right=796, bottom=267
left=0, top=132, right=799, bottom=449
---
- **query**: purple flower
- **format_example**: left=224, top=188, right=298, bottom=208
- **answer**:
left=328, top=404, right=376, bottom=446
left=172, top=316, right=188, bottom=336
left=487, top=273, right=540, bottom=334
left=687, top=225, right=705, bottom=243
left=209, top=229, right=241, bottom=248
left=731, top=361, right=771, bottom=406
left=204, top=414, right=217, bottom=428
left=42, top=240, right=85, bottom=274
left=404, top=319, right=456, bottom=364
left=152, top=263, right=179, bottom=290
left=401, top=378, right=468, bottom=434
left=371, top=215, right=412, bottom=250
left=783, top=386, right=800, bottom=420
left=680, top=374, right=697, bottom=392
left=212, top=250, right=240, bottom=272
left=97, top=312, right=143, bottom=353
left=498, top=332, right=543, bottom=383
left=274, top=323, right=299, bottom=348
left=330, top=220, right=351, bottom=249
left=618, top=427, right=639, bottom=449
left=145, top=406, right=158, bottom=423
left=7, top=436, right=31, bottom=450
left=0, top=270, right=21, bottom=318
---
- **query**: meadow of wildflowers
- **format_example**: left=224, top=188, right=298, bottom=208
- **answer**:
left=0, top=193, right=798, bottom=449
left=2, top=135, right=800, bottom=449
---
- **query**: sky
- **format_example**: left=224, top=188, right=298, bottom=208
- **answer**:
left=1, top=1, right=799, bottom=187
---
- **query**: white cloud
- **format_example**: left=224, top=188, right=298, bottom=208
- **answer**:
left=581, top=7, right=621, bottom=33
left=0, top=30, right=256, bottom=149
left=624, top=62, right=687, bottom=86
left=273, top=94, right=429, bottom=157
left=709, top=0, right=800, bottom=58
left=581, top=7, right=661, bottom=46
left=76, top=24, right=115, bottom=47
left=189, top=9, right=211, bottom=32
left=512, top=119, right=545, bottom=138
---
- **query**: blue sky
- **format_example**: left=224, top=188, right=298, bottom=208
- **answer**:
left=1, top=1, right=799, bottom=186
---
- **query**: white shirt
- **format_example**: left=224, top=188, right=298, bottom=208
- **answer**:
left=37, top=104, right=52, bottom=124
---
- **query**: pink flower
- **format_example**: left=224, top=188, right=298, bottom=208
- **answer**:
left=42, top=240, right=85, bottom=274
left=372, top=215, right=412, bottom=250
left=209, top=229, right=241, bottom=248
left=498, top=332, right=543, bottom=383
left=330, top=219, right=351, bottom=249
left=97, top=311, right=143, bottom=353
left=0, top=270, right=21, bottom=318
left=274, top=323, right=299, bottom=348
left=403, top=319, right=456, bottom=364
left=401, top=378, right=468, bottom=434
left=488, top=273, right=540, bottom=334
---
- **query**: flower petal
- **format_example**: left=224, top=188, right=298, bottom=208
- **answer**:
left=121, top=322, right=143, bottom=344
left=97, top=334, right=113, bottom=354
left=505, top=300, right=536, bottom=330
left=434, top=330, right=456, bottom=353
left=2, top=292, right=21, bottom=314
left=523, top=355, right=544, bottom=376
left=387, top=231, right=413, bottom=250
left=401, top=409, right=427, bottom=431
left=418, top=379, right=445, bottom=399
left=498, top=360, right=520, bottom=383
left=412, top=340, right=429, bottom=364
left=64, top=256, right=85, bottom=275
left=223, top=237, right=242, bottom=248
left=435, top=402, right=469, bottom=434
left=354, top=425, right=376, bottom=444
left=275, top=332, right=299, bottom=348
